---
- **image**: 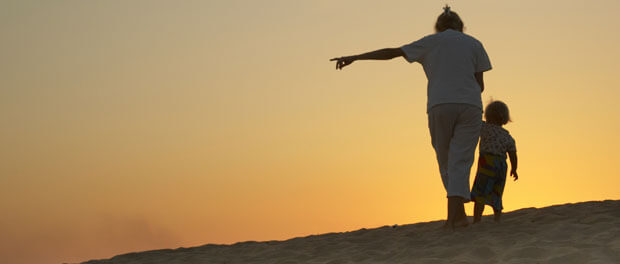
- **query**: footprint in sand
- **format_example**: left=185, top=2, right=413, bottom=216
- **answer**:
left=580, top=215, right=615, bottom=225
left=468, top=246, right=497, bottom=260
left=504, top=246, right=546, bottom=260
left=547, top=251, right=588, bottom=264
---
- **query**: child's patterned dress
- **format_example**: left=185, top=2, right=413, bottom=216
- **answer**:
left=470, top=121, right=516, bottom=211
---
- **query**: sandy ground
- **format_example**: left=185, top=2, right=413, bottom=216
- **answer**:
left=81, top=200, right=620, bottom=264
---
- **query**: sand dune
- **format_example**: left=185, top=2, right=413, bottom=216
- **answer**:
left=81, top=200, right=620, bottom=264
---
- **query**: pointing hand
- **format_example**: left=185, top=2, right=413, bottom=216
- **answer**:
left=330, top=56, right=355, bottom=70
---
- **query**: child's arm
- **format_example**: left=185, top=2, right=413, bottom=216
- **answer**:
left=508, top=151, right=518, bottom=180
left=330, top=48, right=405, bottom=70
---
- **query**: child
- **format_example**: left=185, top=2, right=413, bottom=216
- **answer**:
left=471, top=100, right=518, bottom=223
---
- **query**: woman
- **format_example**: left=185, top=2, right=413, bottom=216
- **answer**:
left=330, top=6, right=492, bottom=228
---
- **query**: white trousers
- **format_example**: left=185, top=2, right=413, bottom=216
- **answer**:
left=428, top=104, right=482, bottom=200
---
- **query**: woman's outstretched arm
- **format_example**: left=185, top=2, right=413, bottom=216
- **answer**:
left=330, top=48, right=405, bottom=70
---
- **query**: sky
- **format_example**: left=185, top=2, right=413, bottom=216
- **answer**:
left=1, top=0, right=620, bottom=263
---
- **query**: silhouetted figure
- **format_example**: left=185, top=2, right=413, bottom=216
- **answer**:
left=471, top=100, right=518, bottom=223
left=331, top=5, right=492, bottom=229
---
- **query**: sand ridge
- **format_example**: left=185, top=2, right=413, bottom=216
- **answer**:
left=81, top=200, right=620, bottom=264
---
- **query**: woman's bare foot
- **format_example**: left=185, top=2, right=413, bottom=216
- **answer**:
left=447, top=196, right=470, bottom=229
left=452, top=209, right=470, bottom=229
left=452, top=217, right=470, bottom=228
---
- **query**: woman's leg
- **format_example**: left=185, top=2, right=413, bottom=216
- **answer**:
left=428, top=105, right=458, bottom=226
left=429, top=104, right=481, bottom=228
left=446, top=105, right=482, bottom=200
left=428, top=105, right=457, bottom=194
left=446, top=105, right=482, bottom=228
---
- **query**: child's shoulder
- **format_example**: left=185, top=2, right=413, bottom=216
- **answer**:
left=482, top=122, right=512, bottom=135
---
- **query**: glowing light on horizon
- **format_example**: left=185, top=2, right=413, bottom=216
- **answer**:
left=1, top=1, right=619, bottom=263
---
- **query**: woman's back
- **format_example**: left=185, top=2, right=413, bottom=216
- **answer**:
left=401, top=29, right=491, bottom=111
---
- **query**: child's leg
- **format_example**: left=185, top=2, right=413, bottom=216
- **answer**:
left=493, top=209, right=502, bottom=222
left=473, top=201, right=484, bottom=223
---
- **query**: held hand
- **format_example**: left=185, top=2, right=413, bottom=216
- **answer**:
left=330, top=56, right=356, bottom=70
left=511, top=169, right=518, bottom=181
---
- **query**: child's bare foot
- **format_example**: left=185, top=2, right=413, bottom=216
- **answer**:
left=493, top=210, right=502, bottom=222
left=473, top=202, right=484, bottom=224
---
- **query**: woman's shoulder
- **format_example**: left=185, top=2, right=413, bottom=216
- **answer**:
left=464, top=33, right=483, bottom=43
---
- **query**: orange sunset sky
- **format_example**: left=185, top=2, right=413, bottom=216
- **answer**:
left=2, top=1, right=620, bottom=263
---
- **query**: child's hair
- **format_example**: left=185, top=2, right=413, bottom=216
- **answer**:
left=435, top=5, right=464, bottom=32
left=485, top=100, right=511, bottom=125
